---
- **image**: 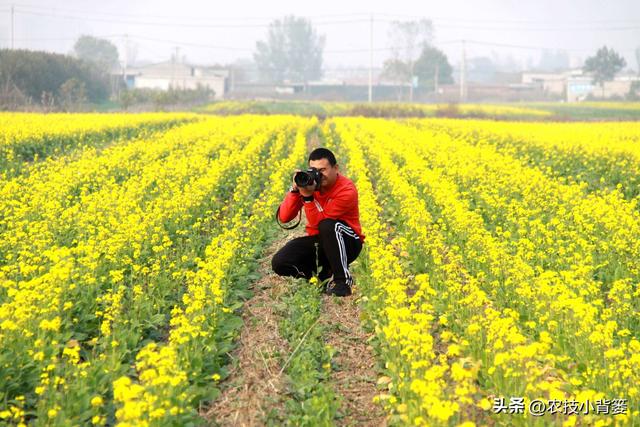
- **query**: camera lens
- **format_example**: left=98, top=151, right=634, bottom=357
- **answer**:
left=294, top=171, right=309, bottom=187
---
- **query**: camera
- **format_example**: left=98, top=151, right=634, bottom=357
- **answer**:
left=294, top=167, right=322, bottom=190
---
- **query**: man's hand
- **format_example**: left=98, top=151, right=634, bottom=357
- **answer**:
left=292, top=170, right=315, bottom=198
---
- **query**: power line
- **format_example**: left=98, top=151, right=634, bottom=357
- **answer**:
left=435, top=23, right=640, bottom=32
left=9, top=7, right=640, bottom=32
left=10, top=4, right=368, bottom=21
left=126, top=35, right=254, bottom=52
left=2, top=34, right=637, bottom=56
left=1, top=34, right=123, bottom=42
left=8, top=5, right=640, bottom=26
left=458, top=39, right=638, bottom=53
left=109, top=36, right=640, bottom=56
left=373, top=12, right=640, bottom=25
left=13, top=9, right=375, bottom=28
left=42, top=34, right=396, bottom=54
left=126, top=35, right=394, bottom=55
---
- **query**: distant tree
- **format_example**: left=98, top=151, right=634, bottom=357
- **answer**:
left=414, top=46, right=453, bottom=90
left=59, top=78, right=87, bottom=111
left=230, top=58, right=259, bottom=83
left=383, top=19, right=433, bottom=101
left=254, top=16, right=325, bottom=85
left=381, top=59, right=410, bottom=85
left=635, top=46, right=640, bottom=75
left=0, top=49, right=110, bottom=109
left=73, top=35, right=120, bottom=72
left=583, top=46, right=626, bottom=97
left=467, top=57, right=497, bottom=83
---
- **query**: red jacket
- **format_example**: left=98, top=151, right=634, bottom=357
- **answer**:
left=278, top=174, right=365, bottom=241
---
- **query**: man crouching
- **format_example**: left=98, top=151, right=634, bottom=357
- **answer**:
left=272, top=148, right=365, bottom=297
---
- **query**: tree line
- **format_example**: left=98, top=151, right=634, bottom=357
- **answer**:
left=251, top=16, right=633, bottom=101
left=252, top=16, right=454, bottom=99
left=0, top=18, right=634, bottom=110
left=0, top=36, right=214, bottom=111
left=0, top=48, right=111, bottom=111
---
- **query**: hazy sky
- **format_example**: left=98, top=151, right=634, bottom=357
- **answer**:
left=1, top=0, right=639, bottom=71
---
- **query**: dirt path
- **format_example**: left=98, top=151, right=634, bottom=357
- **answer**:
left=204, top=128, right=385, bottom=425
left=202, top=234, right=299, bottom=426
left=320, top=293, right=387, bottom=427
left=203, top=241, right=386, bottom=427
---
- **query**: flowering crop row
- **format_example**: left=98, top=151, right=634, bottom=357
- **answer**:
left=112, top=117, right=314, bottom=426
left=416, top=119, right=640, bottom=199
left=2, top=112, right=638, bottom=426
left=330, top=117, right=639, bottom=426
left=0, top=114, right=315, bottom=425
left=0, top=112, right=197, bottom=177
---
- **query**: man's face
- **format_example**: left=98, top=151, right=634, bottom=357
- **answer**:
left=309, top=158, right=339, bottom=190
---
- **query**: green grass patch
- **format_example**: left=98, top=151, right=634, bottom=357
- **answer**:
left=270, top=276, right=339, bottom=426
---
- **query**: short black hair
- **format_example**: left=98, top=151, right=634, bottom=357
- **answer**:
left=308, top=148, right=337, bottom=166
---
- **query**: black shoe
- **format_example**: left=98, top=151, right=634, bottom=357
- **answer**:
left=325, top=280, right=352, bottom=297
left=318, top=267, right=333, bottom=283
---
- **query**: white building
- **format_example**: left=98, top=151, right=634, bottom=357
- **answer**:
left=521, top=69, right=640, bottom=102
left=122, top=61, right=229, bottom=99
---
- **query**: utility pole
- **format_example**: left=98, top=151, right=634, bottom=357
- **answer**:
left=409, top=65, right=414, bottom=103
left=11, top=4, right=15, bottom=49
left=460, top=39, right=466, bottom=102
left=123, top=34, right=128, bottom=85
left=368, top=13, right=373, bottom=103
left=230, top=67, right=235, bottom=96
left=172, top=46, right=180, bottom=89
left=434, top=62, right=439, bottom=100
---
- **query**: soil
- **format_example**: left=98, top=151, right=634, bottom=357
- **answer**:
left=203, top=129, right=385, bottom=425
left=201, top=235, right=297, bottom=426
left=320, top=292, right=388, bottom=427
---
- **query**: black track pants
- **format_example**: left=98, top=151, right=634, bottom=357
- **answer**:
left=271, top=219, right=362, bottom=287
